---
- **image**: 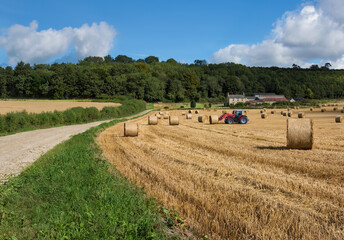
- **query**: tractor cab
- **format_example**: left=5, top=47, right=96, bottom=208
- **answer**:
left=232, top=110, right=244, bottom=118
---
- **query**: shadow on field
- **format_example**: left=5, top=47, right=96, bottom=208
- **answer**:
left=255, top=146, right=288, bottom=150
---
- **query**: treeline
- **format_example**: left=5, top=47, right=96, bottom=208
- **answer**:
left=0, top=99, right=146, bottom=135
left=0, top=55, right=343, bottom=101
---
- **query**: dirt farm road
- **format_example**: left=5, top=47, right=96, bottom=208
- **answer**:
left=0, top=109, right=151, bottom=183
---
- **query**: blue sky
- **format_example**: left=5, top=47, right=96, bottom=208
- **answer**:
left=1, top=0, right=344, bottom=68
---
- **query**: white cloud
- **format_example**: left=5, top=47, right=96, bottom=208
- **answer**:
left=211, top=0, right=344, bottom=69
left=73, top=22, right=116, bottom=59
left=0, top=21, right=116, bottom=65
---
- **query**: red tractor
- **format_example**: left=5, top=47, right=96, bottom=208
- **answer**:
left=219, top=110, right=249, bottom=124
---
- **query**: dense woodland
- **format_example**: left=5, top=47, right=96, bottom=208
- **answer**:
left=0, top=55, right=343, bottom=102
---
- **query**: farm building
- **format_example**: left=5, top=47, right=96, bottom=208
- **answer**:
left=226, top=92, right=289, bottom=105
left=247, top=93, right=289, bottom=105
left=225, top=93, right=247, bottom=106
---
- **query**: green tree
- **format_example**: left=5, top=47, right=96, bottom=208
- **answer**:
left=145, top=56, right=159, bottom=64
left=114, top=55, right=135, bottom=63
left=183, top=69, right=200, bottom=100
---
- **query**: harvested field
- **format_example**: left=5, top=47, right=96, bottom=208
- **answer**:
left=97, top=108, right=344, bottom=240
left=0, top=100, right=120, bottom=114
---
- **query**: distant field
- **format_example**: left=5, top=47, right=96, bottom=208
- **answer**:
left=0, top=100, right=121, bottom=114
left=98, top=106, right=344, bottom=239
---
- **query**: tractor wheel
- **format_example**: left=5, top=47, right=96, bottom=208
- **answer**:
left=225, top=117, right=234, bottom=124
left=239, top=116, right=248, bottom=124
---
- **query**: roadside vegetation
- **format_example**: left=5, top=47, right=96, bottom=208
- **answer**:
left=0, top=104, right=178, bottom=239
left=0, top=99, right=145, bottom=136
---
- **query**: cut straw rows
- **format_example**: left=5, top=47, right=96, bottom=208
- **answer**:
left=98, top=112, right=344, bottom=239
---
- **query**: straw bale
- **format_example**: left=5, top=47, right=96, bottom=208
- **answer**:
left=298, top=112, right=304, bottom=118
left=186, top=114, right=192, bottom=119
left=261, top=113, right=268, bottom=119
left=321, top=108, right=326, bottom=112
left=288, top=111, right=293, bottom=117
left=169, top=116, right=179, bottom=125
left=287, top=118, right=313, bottom=149
left=148, top=116, right=158, bottom=125
left=198, top=115, right=207, bottom=123
left=155, top=114, right=161, bottom=119
left=124, top=122, right=138, bottom=137
left=209, top=115, right=218, bottom=124
left=335, top=116, right=343, bottom=123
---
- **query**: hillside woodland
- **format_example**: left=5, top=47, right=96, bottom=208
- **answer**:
left=0, top=55, right=343, bottom=101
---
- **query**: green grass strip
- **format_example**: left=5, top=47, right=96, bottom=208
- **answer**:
left=0, top=120, right=170, bottom=239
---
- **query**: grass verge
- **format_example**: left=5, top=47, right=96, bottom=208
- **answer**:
left=0, top=118, right=172, bottom=239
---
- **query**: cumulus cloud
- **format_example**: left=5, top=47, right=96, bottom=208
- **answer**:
left=211, top=0, right=344, bottom=68
left=0, top=21, right=116, bottom=65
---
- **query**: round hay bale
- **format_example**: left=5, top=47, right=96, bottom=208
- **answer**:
left=163, top=114, right=169, bottom=119
left=288, top=111, right=293, bottom=117
left=298, top=112, right=305, bottom=118
left=335, top=116, right=343, bottom=123
left=188, top=110, right=192, bottom=113
left=260, top=110, right=264, bottom=113
left=271, top=110, right=275, bottom=114
left=195, top=110, right=199, bottom=114
left=287, top=108, right=291, bottom=111
left=124, top=122, right=138, bottom=137
left=263, top=108, right=266, bottom=112
left=209, top=115, right=218, bottom=124
left=159, top=111, right=163, bottom=115
left=341, top=109, right=344, bottom=113
left=321, top=108, right=326, bottom=112
left=287, top=118, right=313, bottom=149
left=181, top=112, right=186, bottom=116
left=186, top=114, right=192, bottom=119
left=310, top=107, right=313, bottom=111
left=198, top=115, right=207, bottom=123
left=169, top=116, right=179, bottom=125
left=155, top=114, right=161, bottom=119
left=334, top=103, right=338, bottom=106
left=244, top=110, right=247, bottom=114
left=148, top=116, right=158, bottom=125
left=333, top=107, right=338, bottom=111
left=280, top=111, right=284, bottom=115
left=261, top=113, right=268, bottom=119
left=283, top=111, right=287, bottom=116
